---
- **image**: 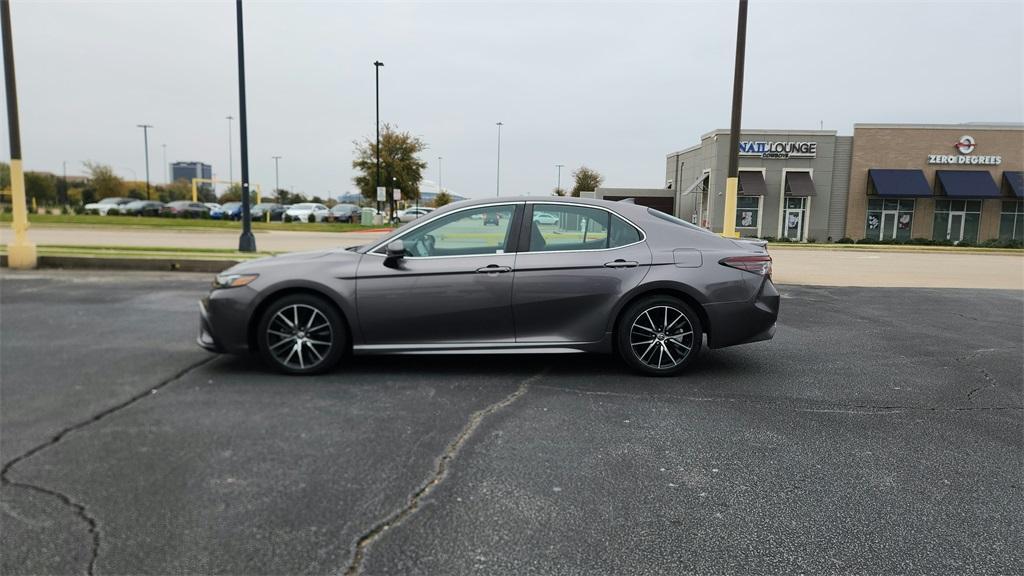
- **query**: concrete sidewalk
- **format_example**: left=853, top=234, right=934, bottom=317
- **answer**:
left=0, top=225, right=383, bottom=252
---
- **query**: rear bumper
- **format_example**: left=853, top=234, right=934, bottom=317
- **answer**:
left=705, top=277, right=779, bottom=349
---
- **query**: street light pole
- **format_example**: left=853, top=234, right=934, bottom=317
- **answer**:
left=723, top=0, right=748, bottom=238
left=161, top=143, right=167, bottom=184
left=495, top=121, right=503, bottom=197
left=234, top=0, right=255, bottom=252
left=137, top=124, right=152, bottom=200
left=374, top=60, right=383, bottom=216
left=2, top=0, right=36, bottom=268
left=556, top=163, right=564, bottom=194
left=272, top=155, right=281, bottom=197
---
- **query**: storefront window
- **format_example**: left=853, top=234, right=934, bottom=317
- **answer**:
left=933, top=200, right=982, bottom=243
left=865, top=198, right=914, bottom=241
left=735, top=196, right=760, bottom=230
left=782, top=197, right=807, bottom=241
left=999, top=201, right=1024, bottom=242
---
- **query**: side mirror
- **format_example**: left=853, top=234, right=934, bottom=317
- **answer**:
left=385, top=239, right=406, bottom=260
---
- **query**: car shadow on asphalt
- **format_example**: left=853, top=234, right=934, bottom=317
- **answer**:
left=200, top=345, right=773, bottom=391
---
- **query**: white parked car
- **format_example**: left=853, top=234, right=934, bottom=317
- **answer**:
left=204, top=202, right=222, bottom=213
left=393, top=207, right=434, bottom=224
left=84, top=197, right=134, bottom=215
left=533, top=211, right=560, bottom=225
left=284, top=203, right=330, bottom=223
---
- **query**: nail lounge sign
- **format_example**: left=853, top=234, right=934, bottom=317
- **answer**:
left=738, top=141, right=817, bottom=159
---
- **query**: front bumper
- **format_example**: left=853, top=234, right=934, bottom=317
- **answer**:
left=197, top=298, right=223, bottom=352
left=705, top=277, right=779, bottom=349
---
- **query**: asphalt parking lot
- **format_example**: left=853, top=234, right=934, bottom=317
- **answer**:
left=1, top=270, right=1021, bottom=575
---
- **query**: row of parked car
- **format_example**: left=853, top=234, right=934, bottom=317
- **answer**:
left=81, top=197, right=365, bottom=223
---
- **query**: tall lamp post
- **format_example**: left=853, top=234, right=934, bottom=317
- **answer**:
left=234, top=0, right=255, bottom=252
left=722, top=0, right=748, bottom=238
left=373, top=60, right=384, bottom=216
left=556, top=163, right=564, bottom=194
left=272, top=155, right=282, bottom=196
left=161, top=143, right=167, bottom=184
left=137, top=124, right=152, bottom=200
left=433, top=155, right=442, bottom=211
left=2, top=0, right=35, bottom=268
left=495, top=121, right=503, bottom=197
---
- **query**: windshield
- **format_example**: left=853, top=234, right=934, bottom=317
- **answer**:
left=222, top=202, right=241, bottom=209
left=99, top=198, right=123, bottom=204
left=646, top=208, right=716, bottom=235
left=291, top=203, right=316, bottom=210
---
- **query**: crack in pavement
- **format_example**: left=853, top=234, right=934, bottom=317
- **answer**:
left=1, top=355, right=216, bottom=576
left=343, top=369, right=547, bottom=576
left=530, top=384, right=1023, bottom=413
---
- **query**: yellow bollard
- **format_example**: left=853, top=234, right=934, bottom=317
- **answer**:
left=7, top=159, right=37, bottom=268
left=722, top=176, right=740, bottom=238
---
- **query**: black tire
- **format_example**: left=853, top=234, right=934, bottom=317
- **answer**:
left=256, top=293, right=346, bottom=375
left=616, top=295, right=702, bottom=376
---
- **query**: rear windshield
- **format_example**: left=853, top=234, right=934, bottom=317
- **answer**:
left=647, top=208, right=716, bottom=235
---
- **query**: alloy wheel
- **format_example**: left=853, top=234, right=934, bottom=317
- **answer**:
left=265, top=304, right=334, bottom=370
left=629, top=305, right=694, bottom=370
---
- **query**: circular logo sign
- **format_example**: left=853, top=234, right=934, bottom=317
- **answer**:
left=954, top=135, right=976, bottom=155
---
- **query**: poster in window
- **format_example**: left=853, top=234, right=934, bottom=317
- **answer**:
left=898, top=214, right=911, bottom=229
left=867, top=215, right=880, bottom=229
left=787, top=213, right=800, bottom=229
left=740, top=211, right=754, bottom=227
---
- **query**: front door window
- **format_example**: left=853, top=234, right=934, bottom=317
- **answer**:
left=933, top=200, right=981, bottom=244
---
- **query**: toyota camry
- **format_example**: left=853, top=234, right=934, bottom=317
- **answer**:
left=198, top=196, right=778, bottom=376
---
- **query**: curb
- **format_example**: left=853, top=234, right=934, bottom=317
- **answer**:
left=1, top=254, right=237, bottom=273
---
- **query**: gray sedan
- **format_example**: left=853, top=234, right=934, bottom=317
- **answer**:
left=198, top=196, right=778, bottom=375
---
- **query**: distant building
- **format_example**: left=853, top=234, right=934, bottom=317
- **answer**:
left=170, top=162, right=212, bottom=191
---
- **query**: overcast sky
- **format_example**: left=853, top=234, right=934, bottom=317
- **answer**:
left=2, top=0, right=1022, bottom=199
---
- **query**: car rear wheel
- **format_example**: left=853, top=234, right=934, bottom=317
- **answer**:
left=256, top=294, right=346, bottom=375
left=616, top=295, right=702, bottom=376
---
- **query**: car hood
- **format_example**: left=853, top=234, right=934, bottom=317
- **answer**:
left=227, top=247, right=355, bottom=273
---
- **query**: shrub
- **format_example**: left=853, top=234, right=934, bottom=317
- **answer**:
left=835, top=237, right=855, bottom=244
left=807, top=237, right=817, bottom=244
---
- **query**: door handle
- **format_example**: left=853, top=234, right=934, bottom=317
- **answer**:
left=476, top=264, right=512, bottom=274
left=604, top=259, right=639, bottom=268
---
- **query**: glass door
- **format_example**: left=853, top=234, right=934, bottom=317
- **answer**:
left=947, top=212, right=965, bottom=241
left=881, top=212, right=897, bottom=239
left=783, top=197, right=806, bottom=241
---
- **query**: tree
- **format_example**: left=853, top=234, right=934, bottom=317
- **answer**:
left=25, top=172, right=58, bottom=206
left=0, top=162, right=10, bottom=190
left=352, top=123, right=428, bottom=206
left=571, top=166, right=604, bottom=197
left=552, top=187, right=566, bottom=196
left=219, top=183, right=243, bottom=203
left=161, top=179, right=193, bottom=202
left=82, top=161, right=124, bottom=200
left=433, top=190, right=453, bottom=207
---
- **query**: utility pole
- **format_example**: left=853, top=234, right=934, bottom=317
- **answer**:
left=137, top=124, right=152, bottom=200
left=1, top=0, right=35, bottom=268
left=374, top=60, right=383, bottom=216
left=722, top=0, right=748, bottom=238
left=434, top=155, right=442, bottom=212
left=161, top=143, right=167, bottom=184
left=272, top=155, right=281, bottom=196
left=556, top=163, right=564, bottom=194
left=234, top=0, right=255, bottom=252
left=495, top=121, right=503, bottom=197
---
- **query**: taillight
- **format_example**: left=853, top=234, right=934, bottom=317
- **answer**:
left=720, top=254, right=772, bottom=277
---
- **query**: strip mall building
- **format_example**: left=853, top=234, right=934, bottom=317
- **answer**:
left=597, top=123, right=1023, bottom=243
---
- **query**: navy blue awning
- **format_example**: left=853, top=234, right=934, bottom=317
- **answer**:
left=867, top=169, right=932, bottom=198
left=1003, top=171, right=1024, bottom=198
left=935, top=170, right=1001, bottom=199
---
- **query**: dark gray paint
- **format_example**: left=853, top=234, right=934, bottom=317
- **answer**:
left=200, top=196, right=777, bottom=358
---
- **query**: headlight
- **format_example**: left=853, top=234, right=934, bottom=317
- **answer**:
left=213, top=273, right=259, bottom=289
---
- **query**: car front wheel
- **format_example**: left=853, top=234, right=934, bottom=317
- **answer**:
left=616, top=295, right=702, bottom=376
left=256, top=294, right=346, bottom=375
